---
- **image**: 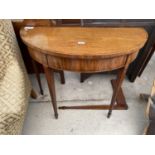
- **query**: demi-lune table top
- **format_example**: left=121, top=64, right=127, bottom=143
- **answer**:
left=20, top=27, right=148, bottom=58
left=20, top=26, right=148, bottom=119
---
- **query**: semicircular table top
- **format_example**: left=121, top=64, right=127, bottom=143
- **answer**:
left=20, top=26, right=149, bottom=119
left=20, top=27, right=148, bottom=58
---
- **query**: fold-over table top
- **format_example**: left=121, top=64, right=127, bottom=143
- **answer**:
left=20, top=27, right=148, bottom=58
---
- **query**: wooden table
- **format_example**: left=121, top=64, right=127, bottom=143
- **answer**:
left=20, top=27, right=147, bottom=119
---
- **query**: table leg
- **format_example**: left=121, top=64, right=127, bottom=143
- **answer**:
left=31, top=59, right=44, bottom=95
left=59, top=68, right=128, bottom=111
left=59, top=56, right=131, bottom=118
left=59, top=70, right=65, bottom=84
left=111, top=79, right=128, bottom=109
left=107, top=68, right=126, bottom=118
left=43, top=66, right=58, bottom=119
left=107, top=56, right=131, bottom=118
left=80, top=73, right=92, bottom=83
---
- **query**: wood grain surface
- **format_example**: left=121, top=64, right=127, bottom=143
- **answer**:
left=20, top=26, right=148, bottom=118
left=20, top=27, right=148, bottom=59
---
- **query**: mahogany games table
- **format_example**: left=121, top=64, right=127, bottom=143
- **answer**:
left=20, top=27, right=147, bottom=119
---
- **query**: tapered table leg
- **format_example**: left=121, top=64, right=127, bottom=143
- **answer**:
left=59, top=69, right=128, bottom=111
left=107, top=56, right=131, bottom=118
left=111, top=79, right=128, bottom=109
left=31, top=59, right=44, bottom=95
left=43, top=66, right=58, bottom=119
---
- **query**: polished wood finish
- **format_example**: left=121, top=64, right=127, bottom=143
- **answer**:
left=20, top=27, right=147, bottom=58
left=59, top=105, right=127, bottom=110
left=47, top=53, right=137, bottom=72
left=111, top=79, right=128, bottom=108
left=20, top=27, right=147, bottom=118
left=12, top=20, right=65, bottom=90
left=43, top=66, right=58, bottom=119
left=13, top=19, right=155, bottom=83
left=55, top=19, right=155, bottom=82
left=20, top=27, right=147, bottom=73
left=12, top=19, right=54, bottom=73
left=80, top=20, right=155, bottom=82
left=107, top=56, right=131, bottom=118
left=29, top=47, right=66, bottom=85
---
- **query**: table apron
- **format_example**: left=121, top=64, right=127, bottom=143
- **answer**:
left=28, top=47, right=48, bottom=66
left=47, top=53, right=137, bottom=72
left=28, top=47, right=138, bottom=72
